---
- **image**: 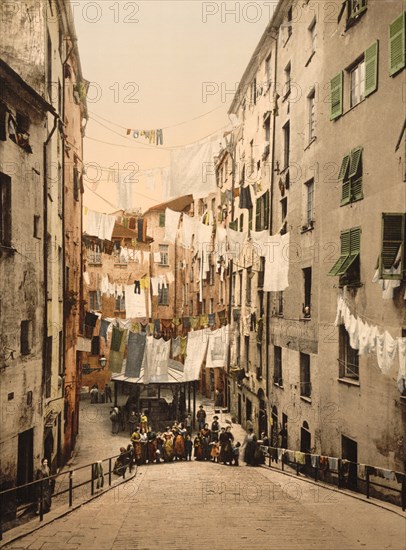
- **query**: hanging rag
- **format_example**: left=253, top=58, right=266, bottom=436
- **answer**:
left=125, top=332, right=146, bottom=378
left=208, top=313, right=216, bottom=327
left=164, top=208, right=181, bottom=244
left=100, top=319, right=111, bottom=343
left=376, top=330, right=397, bottom=375
left=397, top=337, right=406, bottom=393
left=180, top=214, right=197, bottom=249
left=151, top=277, right=160, bottom=296
left=134, top=280, right=141, bottom=294
left=85, top=312, right=98, bottom=327
left=217, top=309, right=227, bottom=327
left=182, top=317, right=191, bottom=330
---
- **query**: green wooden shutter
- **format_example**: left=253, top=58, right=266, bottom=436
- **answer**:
left=338, top=154, right=350, bottom=180
left=389, top=13, right=405, bottom=76
left=365, top=41, right=378, bottom=96
left=351, top=178, right=363, bottom=201
left=328, top=230, right=350, bottom=276
left=341, top=181, right=351, bottom=205
left=229, top=219, right=238, bottom=231
left=348, top=147, right=363, bottom=178
left=336, top=229, right=360, bottom=275
left=330, top=72, right=343, bottom=120
left=350, top=227, right=361, bottom=253
left=380, top=213, right=405, bottom=277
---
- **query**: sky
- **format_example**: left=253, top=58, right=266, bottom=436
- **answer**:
left=73, top=1, right=278, bottom=213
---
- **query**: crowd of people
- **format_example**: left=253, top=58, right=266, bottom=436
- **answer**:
left=112, top=405, right=268, bottom=476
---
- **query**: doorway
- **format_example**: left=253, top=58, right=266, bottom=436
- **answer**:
left=271, top=406, right=278, bottom=447
left=257, top=389, right=267, bottom=436
left=246, top=398, right=252, bottom=426
left=17, top=429, right=34, bottom=501
left=342, top=435, right=358, bottom=490
left=237, top=393, right=242, bottom=424
left=281, top=413, right=288, bottom=448
left=300, top=421, right=311, bottom=453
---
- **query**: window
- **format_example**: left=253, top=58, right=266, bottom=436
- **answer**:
left=255, top=190, right=269, bottom=231
left=209, top=264, right=215, bottom=285
left=350, top=58, right=365, bottom=107
left=308, top=89, right=316, bottom=142
left=89, top=290, right=101, bottom=311
left=47, top=31, right=52, bottom=103
left=58, top=247, right=63, bottom=301
left=159, top=213, right=165, bottom=227
left=20, top=320, right=32, bottom=355
left=339, top=325, right=359, bottom=380
left=248, top=207, right=253, bottom=231
left=303, top=268, right=312, bottom=317
left=91, top=336, right=100, bottom=356
left=246, top=267, right=252, bottom=305
left=265, top=54, right=272, bottom=86
left=258, top=257, right=265, bottom=288
left=159, top=244, right=169, bottom=266
left=300, top=353, right=311, bottom=397
left=239, top=213, right=244, bottom=232
left=238, top=271, right=243, bottom=306
left=389, top=13, right=405, bottom=76
left=274, top=346, right=283, bottom=386
left=349, top=0, right=367, bottom=19
left=250, top=78, right=257, bottom=105
left=231, top=273, right=236, bottom=305
left=276, top=291, right=284, bottom=315
left=88, top=248, right=102, bottom=264
left=284, top=63, right=291, bottom=98
left=328, top=227, right=361, bottom=285
left=46, top=234, right=53, bottom=299
left=283, top=121, right=290, bottom=168
left=210, top=298, right=214, bottom=314
left=249, top=140, right=254, bottom=175
left=115, top=292, right=125, bottom=312
left=158, top=284, right=169, bottom=305
left=45, top=336, right=52, bottom=398
left=331, top=41, right=378, bottom=119
left=202, top=299, right=206, bottom=315
left=0, top=173, right=11, bottom=246
left=281, top=197, right=288, bottom=222
left=189, top=300, right=193, bottom=314
left=380, top=213, right=405, bottom=280
left=338, top=147, right=363, bottom=205
left=264, top=113, right=271, bottom=144
left=305, top=179, right=314, bottom=225
left=58, top=330, right=63, bottom=375
left=309, top=18, right=317, bottom=55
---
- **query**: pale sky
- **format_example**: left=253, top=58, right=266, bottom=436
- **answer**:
left=74, top=1, right=277, bottom=213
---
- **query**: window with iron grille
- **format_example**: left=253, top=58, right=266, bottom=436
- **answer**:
left=158, top=284, right=169, bottom=305
left=159, top=213, right=165, bottom=227
left=89, top=290, right=101, bottom=311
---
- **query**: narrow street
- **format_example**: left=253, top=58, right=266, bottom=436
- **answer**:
left=2, top=398, right=405, bottom=550
left=3, top=457, right=405, bottom=550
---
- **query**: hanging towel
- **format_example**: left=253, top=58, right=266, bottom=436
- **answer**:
left=348, top=314, right=359, bottom=350
left=100, top=319, right=111, bottom=342
left=208, top=313, right=216, bottom=327
left=153, top=252, right=161, bottom=263
left=183, top=329, right=209, bottom=382
left=206, top=326, right=229, bottom=369
left=111, top=326, right=124, bottom=352
left=215, top=226, right=227, bottom=261
left=294, top=451, right=306, bottom=465
left=125, top=332, right=146, bottom=378
left=328, top=457, right=339, bottom=471
left=199, top=314, right=208, bottom=328
left=227, top=227, right=246, bottom=260
left=263, top=232, right=290, bottom=292
left=166, top=272, right=175, bottom=284
left=164, top=208, right=181, bottom=244
left=376, top=330, right=397, bottom=374
left=172, top=336, right=181, bottom=358
left=151, top=277, right=160, bottom=296
left=190, top=316, right=200, bottom=330
left=217, top=309, right=227, bottom=327
left=180, top=214, right=197, bottom=249
left=125, top=285, right=147, bottom=318
left=358, top=318, right=371, bottom=355
left=143, top=337, right=171, bottom=383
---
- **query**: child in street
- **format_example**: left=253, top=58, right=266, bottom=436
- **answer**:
left=185, top=434, right=193, bottom=461
left=232, top=442, right=241, bottom=466
left=210, top=441, right=220, bottom=463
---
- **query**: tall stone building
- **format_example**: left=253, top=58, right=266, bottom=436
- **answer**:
left=221, top=0, right=406, bottom=473
left=0, top=0, right=86, bottom=503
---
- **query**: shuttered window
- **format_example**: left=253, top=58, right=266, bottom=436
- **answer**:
left=330, top=72, right=343, bottom=120
left=389, top=13, right=405, bottom=76
left=328, top=227, right=361, bottom=277
left=364, top=41, right=378, bottom=96
left=380, top=213, right=405, bottom=279
left=339, top=147, right=363, bottom=205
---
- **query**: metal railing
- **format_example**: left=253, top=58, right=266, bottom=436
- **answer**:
left=0, top=450, right=136, bottom=541
left=260, top=445, right=406, bottom=511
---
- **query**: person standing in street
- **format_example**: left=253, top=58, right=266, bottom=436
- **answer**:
left=196, top=405, right=206, bottom=431
left=35, top=458, right=52, bottom=514
left=110, top=406, right=120, bottom=434
left=104, top=383, right=112, bottom=403
left=211, top=415, right=220, bottom=442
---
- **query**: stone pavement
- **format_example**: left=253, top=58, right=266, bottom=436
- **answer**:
left=3, top=455, right=405, bottom=550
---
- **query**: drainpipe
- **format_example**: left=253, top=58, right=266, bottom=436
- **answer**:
left=266, top=32, right=278, bottom=407
left=226, top=137, right=236, bottom=410
left=43, top=115, right=58, bottom=400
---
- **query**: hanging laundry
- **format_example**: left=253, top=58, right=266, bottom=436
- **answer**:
left=154, top=319, right=161, bottom=337
left=125, top=332, right=146, bottom=378
left=227, top=227, right=247, bottom=260
left=217, top=309, right=227, bottom=327
left=328, top=457, right=339, bottom=471
left=134, top=280, right=141, bottom=294
left=173, top=316, right=181, bottom=326
left=199, top=314, right=208, bottom=328
left=190, top=316, right=200, bottom=330
left=183, top=329, right=209, bottom=382
left=348, top=314, right=359, bottom=350
left=172, top=336, right=181, bottom=358
left=143, top=337, right=171, bottom=383
left=85, top=210, right=116, bottom=241
left=164, top=208, right=181, bottom=244
left=156, top=129, right=163, bottom=145
left=208, top=313, right=216, bottom=327
left=180, top=335, right=188, bottom=357
left=151, top=277, right=160, bottom=296
left=166, top=272, right=175, bottom=284
left=111, top=326, right=124, bottom=352
left=215, top=226, right=227, bottom=262
left=85, top=311, right=98, bottom=328
left=140, top=277, right=150, bottom=290
left=125, top=285, right=147, bottom=318
left=180, top=214, right=197, bottom=249
left=263, top=232, right=290, bottom=292
left=153, top=252, right=161, bottom=263
left=99, top=319, right=111, bottom=343
left=376, top=330, right=397, bottom=375
left=83, top=271, right=90, bottom=286
left=294, top=451, right=306, bottom=465
left=239, top=185, right=253, bottom=209
left=358, top=318, right=372, bottom=355
left=206, top=326, right=229, bottom=369
left=182, top=317, right=191, bottom=330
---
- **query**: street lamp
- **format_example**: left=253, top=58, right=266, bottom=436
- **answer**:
left=81, top=355, right=107, bottom=375
left=99, top=355, right=107, bottom=368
